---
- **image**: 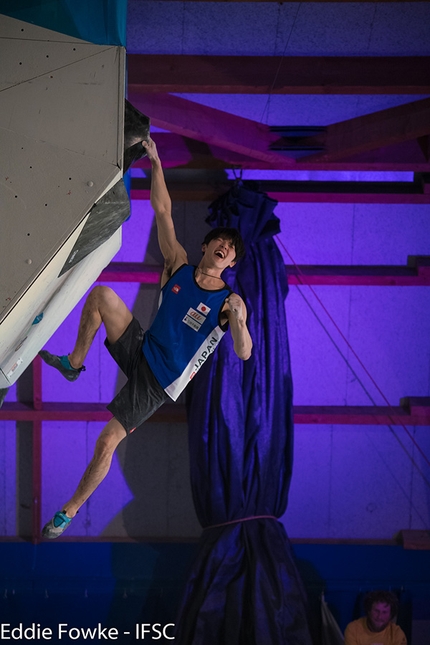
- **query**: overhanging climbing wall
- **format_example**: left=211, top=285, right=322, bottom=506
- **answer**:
left=0, top=14, right=126, bottom=388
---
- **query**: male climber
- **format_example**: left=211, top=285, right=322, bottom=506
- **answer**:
left=40, top=137, right=252, bottom=538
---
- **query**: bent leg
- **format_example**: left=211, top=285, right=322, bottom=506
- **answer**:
left=62, top=417, right=127, bottom=517
left=69, top=285, right=133, bottom=368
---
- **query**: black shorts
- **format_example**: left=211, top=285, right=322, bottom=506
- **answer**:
left=105, top=317, right=169, bottom=433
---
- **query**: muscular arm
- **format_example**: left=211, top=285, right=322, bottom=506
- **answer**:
left=142, top=139, right=187, bottom=284
left=223, top=293, right=252, bottom=360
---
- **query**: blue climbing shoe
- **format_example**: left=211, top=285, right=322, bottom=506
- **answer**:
left=42, top=511, right=72, bottom=539
left=39, top=351, right=85, bottom=382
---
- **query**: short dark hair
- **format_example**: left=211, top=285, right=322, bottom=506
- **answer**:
left=363, top=590, right=399, bottom=619
left=202, top=227, right=246, bottom=262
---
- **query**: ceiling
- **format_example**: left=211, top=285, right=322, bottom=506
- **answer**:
left=125, top=0, right=430, bottom=203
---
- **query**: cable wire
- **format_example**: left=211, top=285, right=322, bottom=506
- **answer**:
left=276, top=235, right=430, bottom=481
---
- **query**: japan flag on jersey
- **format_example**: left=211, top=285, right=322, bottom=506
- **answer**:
left=197, top=303, right=210, bottom=316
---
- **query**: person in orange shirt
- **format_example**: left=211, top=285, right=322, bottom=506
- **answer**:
left=344, top=590, right=407, bottom=645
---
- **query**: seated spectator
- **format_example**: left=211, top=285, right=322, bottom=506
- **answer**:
left=344, top=590, right=407, bottom=645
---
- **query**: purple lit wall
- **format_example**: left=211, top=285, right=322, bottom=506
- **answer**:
left=1, top=1, right=430, bottom=541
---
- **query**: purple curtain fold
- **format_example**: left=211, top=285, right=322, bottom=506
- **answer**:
left=175, top=183, right=312, bottom=645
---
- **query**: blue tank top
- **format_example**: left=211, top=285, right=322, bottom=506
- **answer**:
left=142, top=264, right=231, bottom=400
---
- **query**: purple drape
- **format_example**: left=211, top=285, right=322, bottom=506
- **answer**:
left=175, top=183, right=312, bottom=645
